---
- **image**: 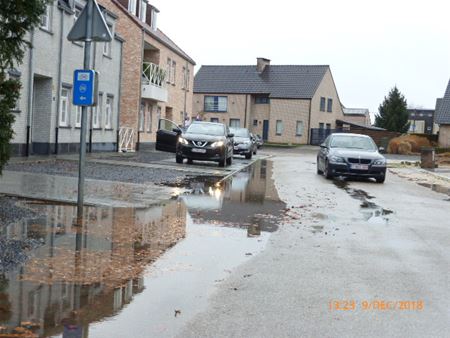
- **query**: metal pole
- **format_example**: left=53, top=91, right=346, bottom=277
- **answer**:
left=77, top=0, right=93, bottom=220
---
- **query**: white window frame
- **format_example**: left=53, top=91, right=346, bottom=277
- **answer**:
left=229, top=119, right=240, bottom=128
left=139, top=104, right=145, bottom=131
left=296, top=121, right=304, bottom=136
left=147, top=105, right=153, bottom=132
left=59, top=88, right=70, bottom=127
left=166, top=58, right=172, bottom=84
left=182, top=66, right=186, bottom=89
left=186, top=68, right=190, bottom=90
left=105, top=96, right=113, bottom=129
left=171, top=60, right=176, bottom=84
left=75, top=105, right=82, bottom=128
left=40, top=4, right=51, bottom=30
left=276, top=120, right=283, bottom=135
left=128, top=0, right=137, bottom=15
left=103, top=25, right=113, bottom=56
left=93, top=94, right=102, bottom=128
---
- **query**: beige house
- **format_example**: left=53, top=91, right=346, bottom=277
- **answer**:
left=435, top=79, right=450, bottom=147
left=193, top=58, right=344, bottom=144
left=342, top=108, right=372, bottom=127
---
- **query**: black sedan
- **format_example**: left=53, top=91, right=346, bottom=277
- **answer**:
left=317, top=133, right=387, bottom=183
left=230, top=127, right=257, bottom=159
left=156, top=119, right=234, bottom=167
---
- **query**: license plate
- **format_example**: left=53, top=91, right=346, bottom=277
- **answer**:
left=191, top=148, right=206, bottom=154
left=351, top=164, right=369, bottom=170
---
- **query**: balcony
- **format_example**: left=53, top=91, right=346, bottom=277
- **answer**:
left=142, top=62, right=168, bottom=102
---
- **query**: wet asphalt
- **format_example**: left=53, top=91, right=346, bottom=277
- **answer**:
left=180, top=148, right=450, bottom=338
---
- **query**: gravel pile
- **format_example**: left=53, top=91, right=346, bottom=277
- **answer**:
left=0, top=238, right=43, bottom=273
left=6, top=160, right=190, bottom=184
left=0, top=196, right=38, bottom=226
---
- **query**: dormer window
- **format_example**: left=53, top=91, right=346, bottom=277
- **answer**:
left=140, top=1, right=147, bottom=21
left=151, top=8, right=157, bottom=30
left=128, top=0, right=137, bottom=15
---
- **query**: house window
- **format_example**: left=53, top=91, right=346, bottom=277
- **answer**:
left=9, top=73, right=21, bottom=111
left=327, top=98, right=333, bottom=112
left=147, top=105, right=153, bottom=132
left=255, top=96, right=270, bottom=104
left=171, top=60, right=176, bottom=84
left=74, top=6, right=82, bottom=23
left=59, top=88, right=70, bottom=127
left=128, top=0, right=137, bottom=15
left=320, top=97, right=326, bottom=112
left=150, top=8, right=158, bottom=30
left=210, top=117, right=219, bottom=123
left=326, top=123, right=331, bottom=129
left=182, top=66, right=186, bottom=89
left=230, top=119, right=240, bottom=128
left=93, top=93, right=102, bottom=128
left=103, top=25, right=112, bottom=56
left=40, top=4, right=51, bottom=30
left=186, top=68, right=190, bottom=90
left=75, top=106, right=82, bottom=127
left=319, top=123, right=325, bottom=129
left=276, top=120, right=283, bottom=135
left=105, top=96, right=113, bottom=129
left=204, top=96, right=227, bottom=112
left=140, top=1, right=147, bottom=21
left=139, top=104, right=145, bottom=131
left=296, top=121, right=304, bottom=136
left=166, top=58, right=172, bottom=84
left=156, top=106, right=161, bottom=121
left=253, top=119, right=258, bottom=126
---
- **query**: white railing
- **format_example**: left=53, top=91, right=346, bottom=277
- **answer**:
left=118, top=127, right=135, bottom=152
left=142, top=62, right=166, bottom=87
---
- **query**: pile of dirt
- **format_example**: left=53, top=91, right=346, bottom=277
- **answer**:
left=437, top=152, right=450, bottom=166
left=387, top=135, right=434, bottom=154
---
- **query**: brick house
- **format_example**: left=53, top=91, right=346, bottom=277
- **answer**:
left=193, top=58, right=344, bottom=144
left=97, top=0, right=196, bottom=150
left=342, top=108, right=371, bottom=127
left=9, top=0, right=123, bottom=156
left=435, top=79, right=450, bottom=147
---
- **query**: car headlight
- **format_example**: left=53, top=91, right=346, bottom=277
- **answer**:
left=178, top=137, right=188, bottom=145
left=211, top=141, right=224, bottom=148
left=329, top=155, right=345, bottom=163
left=373, top=158, right=386, bottom=165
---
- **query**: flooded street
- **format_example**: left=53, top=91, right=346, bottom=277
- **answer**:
left=0, top=160, right=285, bottom=337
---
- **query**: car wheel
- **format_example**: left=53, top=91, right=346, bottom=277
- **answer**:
left=323, top=160, right=333, bottom=179
left=218, top=159, right=225, bottom=167
left=317, top=161, right=323, bottom=175
left=176, top=155, right=183, bottom=164
left=253, top=148, right=257, bottom=155
left=187, top=158, right=193, bottom=164
left=376, top=176, right=385, bottom=183
left=226, top=155, right=232, bottom=165
left=245, top=153, right=252, bottom=159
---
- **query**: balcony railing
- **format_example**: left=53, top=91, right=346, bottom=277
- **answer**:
left=142, top=62, right=168, bottom=102
left=142, top=62, right=166, bottom=87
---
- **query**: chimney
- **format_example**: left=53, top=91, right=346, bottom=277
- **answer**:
left=256, top=57, right=270, bottom=73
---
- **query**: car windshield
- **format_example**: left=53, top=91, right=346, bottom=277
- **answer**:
left=230, top=128, right=250, bottom=138
left=186, top=123, right=225, bottom=136
left=330, top=135, right=377, bottom=151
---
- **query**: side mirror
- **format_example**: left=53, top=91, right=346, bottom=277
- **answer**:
left=228, top=133, right=234, bottom=138
left=173, top=128, right=182, bottom=135
left=378, top=146, right=385, bottom=153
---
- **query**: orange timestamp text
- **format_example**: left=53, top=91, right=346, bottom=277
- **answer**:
left=329, top=300, right=424, bottom=311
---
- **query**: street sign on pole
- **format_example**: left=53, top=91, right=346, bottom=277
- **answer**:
left=73, top=70, right=98, bottom=106
left=68, top=0, right=112, bottom=221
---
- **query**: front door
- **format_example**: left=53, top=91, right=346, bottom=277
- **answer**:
left=262, top=120, right=269, bottom=141
left=155, top=118, right=181, bottom=153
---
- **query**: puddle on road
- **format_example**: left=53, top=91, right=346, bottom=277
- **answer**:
left=332, top=178, right=393, bottom=224
left=0, top=160, right=285, bottom=337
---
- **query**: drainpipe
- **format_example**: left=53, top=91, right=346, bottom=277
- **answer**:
left=244, top=94, right=248, bottom=128
left=136, top=28, right=145, bottom=151
left=55, top=8, right=65, bottom=155
left=116, top=39, right=123, bottom=152
left=307, top=99, right=312, bottom=144
left=26, top=30, right=35, bottom=156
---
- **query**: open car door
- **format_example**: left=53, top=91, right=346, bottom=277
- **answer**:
left=156, top=118, right=181, bottom=153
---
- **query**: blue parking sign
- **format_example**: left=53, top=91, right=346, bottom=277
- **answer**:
left=73, top=69, right=97, bottom=106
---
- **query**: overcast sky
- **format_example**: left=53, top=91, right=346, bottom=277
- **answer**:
left=153, top=0, right=450, bottom=114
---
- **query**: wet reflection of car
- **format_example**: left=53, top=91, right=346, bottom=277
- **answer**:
left=156, top=119, right=234, bottom=167
left=230, top=127, right=257, bottom=159
left=317, top=133, right=387, bottom=183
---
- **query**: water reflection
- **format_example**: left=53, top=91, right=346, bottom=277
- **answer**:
left=0, top=160, right=284, bottom=337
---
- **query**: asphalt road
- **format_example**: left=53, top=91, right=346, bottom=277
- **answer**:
left=180, top=149, right=450, bottom=338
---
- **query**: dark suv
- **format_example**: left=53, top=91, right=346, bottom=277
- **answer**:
left=156, top=119, right=234, bottom=167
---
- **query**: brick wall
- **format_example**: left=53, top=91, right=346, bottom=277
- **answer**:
left=438, top=125, right=450, bottom=147
left=269, top=99, right=310, bottom=144
left=193, top=93, right=247, bottom=127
